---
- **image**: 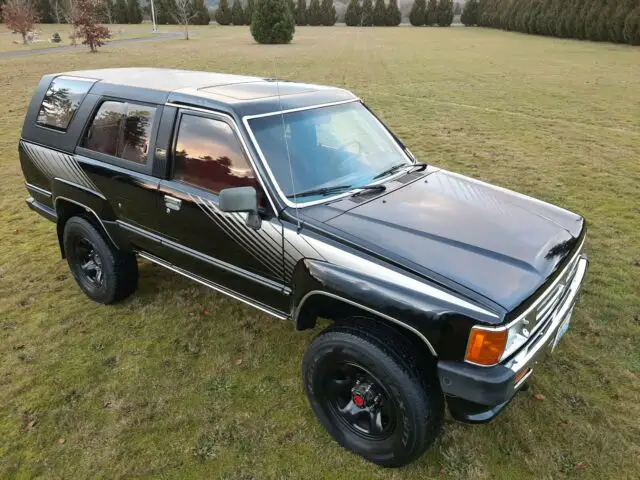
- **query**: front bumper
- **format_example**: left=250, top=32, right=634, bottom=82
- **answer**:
left=437, top=255, right=588, bottom=423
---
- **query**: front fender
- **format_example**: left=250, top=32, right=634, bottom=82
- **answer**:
left=292, top=259, right=501, bottom=360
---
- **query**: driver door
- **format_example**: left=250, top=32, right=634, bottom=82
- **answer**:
left=157, top=110, right=289, bottom=313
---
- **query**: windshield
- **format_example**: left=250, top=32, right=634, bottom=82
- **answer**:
left=247, top=102, right=411, bottom=203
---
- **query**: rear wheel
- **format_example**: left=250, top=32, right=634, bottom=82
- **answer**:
left=63, top=216, right=138, bottom=304
left=302, top=318, right=444, bottom=467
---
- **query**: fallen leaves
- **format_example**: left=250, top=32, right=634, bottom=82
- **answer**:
left=533, top=393, right=546, bottom=401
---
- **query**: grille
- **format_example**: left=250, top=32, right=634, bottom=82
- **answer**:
left=523, top=242, right=584, bottom=336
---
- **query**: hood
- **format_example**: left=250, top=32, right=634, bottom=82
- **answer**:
left=323, top=170, right=584, bottom=311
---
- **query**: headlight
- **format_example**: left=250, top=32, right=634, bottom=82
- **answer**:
left=464, top=313, right=533, bottom=366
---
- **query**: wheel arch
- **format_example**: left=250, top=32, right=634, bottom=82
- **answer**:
left=54, top=196, right=119, bottom=258
left=294, top=290, right=438, bottom=358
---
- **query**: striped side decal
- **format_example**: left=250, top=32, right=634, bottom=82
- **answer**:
left=21, top=141, right=100, bottom=194
left=190, top=194, right=288, bottom=279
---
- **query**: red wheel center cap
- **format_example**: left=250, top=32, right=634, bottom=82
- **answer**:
left=352, top=393, right=366, bottom=408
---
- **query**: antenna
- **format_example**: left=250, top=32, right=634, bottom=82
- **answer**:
left=273, top=55, right=301, bottom=231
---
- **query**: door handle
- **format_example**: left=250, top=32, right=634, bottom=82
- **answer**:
left=164, top=195, right=182, bottom=211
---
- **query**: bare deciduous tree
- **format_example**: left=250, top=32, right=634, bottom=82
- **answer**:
left=173, top=0, right=197, bottom=40
left=48, top=0, right=64, bottom=23
left=2, top=0, right=41, bottom=44
left=70, top=0, right=111, bottom=52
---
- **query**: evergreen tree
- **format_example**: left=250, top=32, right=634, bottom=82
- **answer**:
left=361, top=0, right=373, bottom=25
left=320, top=0, right=336, bottom=25
left=437, top=0, right=453, bottom=26
left=409, top=0, right=426, bottom=26
left=191, top=0, right=209, bottom=23
left=610, top=0, right=635, bottom=43
left=295, top=0, right=307, bottom=24
left=288, top=0, right=295, bottom=18
left=372, top=0, right=386, bottom=25
left=307, top=0, right=321, bottom=25
left=425, top=0, right=437, bottom=25
left=624, top=5, right=640, bottom=45
left=251, top=0, right=295, bottom=43
left=345, top=0, right=361, bottom=25
left=156, top=0, right=178, bottom=24
left=215, top=0, right=232, bottom=24
left=127, top=0, right=143, bottom=23
left=38, top=0, right=53, bottom=23
left=231, top=0, right=244, bottom=24
left=245, top=0, right=255, bottom=24
left=386, top=0, right=400, bottom=25
left=461, top=0, right=478, bottom=26
left=114, top=0, right=128, bottom=22
left=584, top=0, right=602, bottom=40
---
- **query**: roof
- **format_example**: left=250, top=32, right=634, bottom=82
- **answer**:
left=57, top=68, right=357, bottom=118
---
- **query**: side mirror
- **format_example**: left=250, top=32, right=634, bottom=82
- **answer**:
left=219, top=186, right=261, bottom=230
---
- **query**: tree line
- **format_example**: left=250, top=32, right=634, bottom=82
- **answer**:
left=461, top=0, right=640, bottom=45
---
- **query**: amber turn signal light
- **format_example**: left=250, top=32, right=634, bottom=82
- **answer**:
left=465, top=328, right=508, bottom=366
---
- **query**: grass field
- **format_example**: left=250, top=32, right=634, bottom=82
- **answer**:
left=0, top=23, right=180, bottom=53
left=1, top=25, right=639, bottom=479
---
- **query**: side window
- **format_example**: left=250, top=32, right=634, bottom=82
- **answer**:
left=83, top=101, right=125, bottom=156
left=82, top=101, right=156, bottom=164
left=36, top=77, right=94, bottom=131
left=173, top=115, right=255, bottom=194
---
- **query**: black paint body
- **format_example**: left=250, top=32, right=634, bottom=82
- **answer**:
left=18, top=68, right=587, bottom=423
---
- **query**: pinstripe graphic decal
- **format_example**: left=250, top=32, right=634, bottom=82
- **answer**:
left=21, top=141, right=100, bottom=194
left=188, top=193, right=328, bottom=282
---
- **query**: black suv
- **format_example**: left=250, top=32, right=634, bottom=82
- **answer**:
left=19, top=68, right=588, bottom=467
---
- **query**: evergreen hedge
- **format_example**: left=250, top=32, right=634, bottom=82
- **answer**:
left=463, top=0, right=640, bottom=45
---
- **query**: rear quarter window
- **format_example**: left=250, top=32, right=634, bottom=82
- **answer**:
left=36, top=77, right=94, bottom=131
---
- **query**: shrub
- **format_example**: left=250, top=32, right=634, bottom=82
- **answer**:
left=409, top=0, right=426, bottom=26
left=425, top=0, right=437, bottom=26
left=321, top=0, right=336, bottom=25
left=250, top=0, right=295, bottom=43
left=191, top=0, right=210, bottom=25
left=437, top=0, right=453, bottom=26
left=307, top=0, right=321, bottom=25
left=361, top=0, right=373, bottom=25
left=295, top=0, right=307, bottom=25
left=345, top=0, right=361, bottom=26
left=624, top=6, right=640, bottom=45
left=231, top=0, right=244, bottom=25
left=461, top=0, right=478, bottom=26
left=386, top=0, right=401, bottom=25
left=51, top=31, right=61, bottom=42
left=215, top=0, right=232, bottom=25
left=244, top=0, right=255, bottom=24
left=372, top=0, right=385, bottom=25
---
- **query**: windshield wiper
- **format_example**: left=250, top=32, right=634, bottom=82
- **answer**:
left=351, top=184, right=387, bottom=197
left=287, top=183, right=387, bottom=200
left=372, top=162, right=409, bottom=180
left=287, top=184, right=354, bottom=199
left=408, top=163, right=428, bottom=173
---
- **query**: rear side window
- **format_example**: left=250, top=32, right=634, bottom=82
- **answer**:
left=36, top=77, right=93, bottom=131
left=83, top=100, right=156, bottom=164
left=173, top=114, right=255, bottom=194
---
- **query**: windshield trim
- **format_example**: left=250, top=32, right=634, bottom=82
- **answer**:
left=242, top=99, right=414, bottom=209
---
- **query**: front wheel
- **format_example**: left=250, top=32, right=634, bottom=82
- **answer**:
left=302, top=319, right=444, bottom=467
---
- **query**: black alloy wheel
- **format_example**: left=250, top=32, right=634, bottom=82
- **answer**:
left=303, top=318, right=444, bottom=467
left=63, top=216, right=138, bottom=304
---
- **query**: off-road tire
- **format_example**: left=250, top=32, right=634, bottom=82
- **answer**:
left=63, top=216, right=138, bottom=304
left=302, top=318, right=444, bottom=467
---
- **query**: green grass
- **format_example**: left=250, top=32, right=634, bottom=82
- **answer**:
left=1, top=25, right=639, bottom=479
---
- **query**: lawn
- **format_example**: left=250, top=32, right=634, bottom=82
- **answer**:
left=0, top=25, right=639, bottom=479
left=0, top=23, right=180, bottom=53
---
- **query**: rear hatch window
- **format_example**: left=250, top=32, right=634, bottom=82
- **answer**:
left=36, top=76, right=95, bottom=132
